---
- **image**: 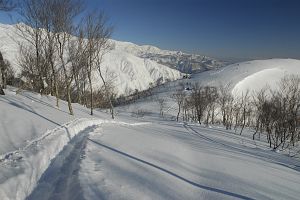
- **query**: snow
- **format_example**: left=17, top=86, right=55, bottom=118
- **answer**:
left=0, top=87, right=149, bottom=200
left=112, top=40, right=173, bottom=56
left=0, top=86, right=93, bottom=155
left=231, top=60, right=300, bottom=96
left=186, top=58, right=300, bottom=88
left=94, top=50, right=181, bottom=95
left=0, top=118, right=98, bottom=200
left=1, top=22, right=300, bottom=199
left=75, top=122, right=300, bottom=200
left=232, top=68, right=284, bottom=96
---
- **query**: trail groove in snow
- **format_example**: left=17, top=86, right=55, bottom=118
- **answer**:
left=24, top=121, right=149, bottom=200
left=26, top=127, right=93, bottom=200
left=0, top=116, right=150, bottom=200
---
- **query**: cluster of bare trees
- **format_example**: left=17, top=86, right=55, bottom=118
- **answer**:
left=115, top=80, right=170, bottom=106
left=173, top=75, right=300, bottom=150
left=0, top=0, right=15, bottom=95
left=252, top=76, right=300, bottom=149
left=0, top=52, right=14, bottom=95
left=15, top=0, right=114, bottom=117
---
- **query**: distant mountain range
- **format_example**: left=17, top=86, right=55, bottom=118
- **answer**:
left=113, top=40, right=226, bottom=73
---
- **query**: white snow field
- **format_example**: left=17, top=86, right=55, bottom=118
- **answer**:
left=1, top=58, right=300, bottom=200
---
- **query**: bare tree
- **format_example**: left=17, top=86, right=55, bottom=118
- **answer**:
left=218, top=83, right=232, bottom=127
left=51, top=0, right=83, bottom=115
left=79, top=11, right=113, bottom=115
left=39, top=0, right=61, bottom=107
left=0, top=52, right=5, bottom=94
left=252, top=87, right=268, bottom=140
left=156, top=97, right=166, bottom=117
left=88, top=12, right=114, bottom=118
left=204, top=86, right=218, bottom=126
left=173, top=90, right=186, bottom=121
left=17, top=0, right=49, bottom=94
left=250, top=75, right=300, bottom=150
left=238, top=90, right=250, bottom=135
left=70, top=30, right=87, bottom=105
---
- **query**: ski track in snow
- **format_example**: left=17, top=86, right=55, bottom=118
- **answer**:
left=24, top=121, right=149, bottom=200
left=0, top=117, right=149, bottom=200
left=26, top=127, right=91, bottom=200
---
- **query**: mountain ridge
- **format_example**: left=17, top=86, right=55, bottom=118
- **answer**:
left=0, top=23, right=183, bottom=95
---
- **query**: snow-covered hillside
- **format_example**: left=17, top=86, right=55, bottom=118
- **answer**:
left=167, top=58, right=300, bottom=94
left=198, top=58, right=300, bottom=96
left=94, top=49, right=181, bottom=95
left=193, top=58, right=300, bottom=87
left=121, top=58, right=300, bottom=119
left=0, top=23, right=181, bottom=96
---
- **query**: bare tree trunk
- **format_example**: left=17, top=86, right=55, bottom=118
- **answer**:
left=98, top=67, right=114, bottom=119
left=54, top=73, right=59, bottom=108
left=58, top=35, right=74, bottom=115
left=177, top=103, right=181, bottom=121
left=240, top=107, right=246, bottom=135
left=66, top=82, right=74, bottom=115
left=88, top=70, right=93, bottom=115
left=74, top=73, right=82, bottom=104
left=0, top=51, right=5, bottom=95
left=50, top=62, right=59, bottom=108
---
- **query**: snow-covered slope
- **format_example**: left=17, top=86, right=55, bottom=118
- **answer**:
left=193, top=58, right=300, bottom=86
left=0, top=86, right=146, bottom=200
left=0, top=87, right=104, bottom=155
left=0, top=23, right=181, bottom=96
left=178, top=58, right=300, bottom=95
left=94, top=49, right=181, bottom=95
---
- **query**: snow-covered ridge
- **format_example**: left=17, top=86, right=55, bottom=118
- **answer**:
left=113, top=39, right=225, bottom=73
left=0, top=23, right=181, bottom=96
left=189, top=58, right=300, bottom=93
left=226, top=59, right=300, bottom=95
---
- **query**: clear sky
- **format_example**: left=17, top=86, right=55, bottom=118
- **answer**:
left=0, top=0, right=300, bottom=60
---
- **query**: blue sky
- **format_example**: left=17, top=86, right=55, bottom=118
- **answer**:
left=1, top=0, right=300, bottom=59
